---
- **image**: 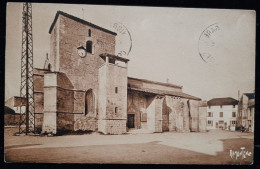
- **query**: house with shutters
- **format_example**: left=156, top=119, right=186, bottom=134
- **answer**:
left=206, top=97, right=238, bottom=131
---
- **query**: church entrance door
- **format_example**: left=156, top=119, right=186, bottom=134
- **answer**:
left=127, top=114, right=135, bottom=128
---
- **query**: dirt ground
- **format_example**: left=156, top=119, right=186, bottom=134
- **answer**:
left=4, top=127, right=254, bottom=164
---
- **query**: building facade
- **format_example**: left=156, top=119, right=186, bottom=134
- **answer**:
left=206, top=98, right=238, bottom=131
left=6, top=11, right=208, bottom=135
left=237, top=93, right=255, bottom=132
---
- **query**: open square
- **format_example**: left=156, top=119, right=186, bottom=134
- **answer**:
left=4, top=127, right=253, bottom=164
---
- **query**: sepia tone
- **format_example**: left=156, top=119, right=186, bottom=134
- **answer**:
left=5, top=3, right=255, bottom=164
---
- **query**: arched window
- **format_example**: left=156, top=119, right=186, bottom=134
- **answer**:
left=48, top=64, right=51, bottom=71
left=88, top=29, right=91, bottom=37
left=85, top=89, right=94, bottom=115
left=86, top=41, right=92, bottom=53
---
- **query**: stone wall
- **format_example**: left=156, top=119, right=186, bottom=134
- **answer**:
left=182, top=99, right=190, bottom=132
left=35, top=113, right=44, bottom=131
left=189, top=100, right=200, bottom=132
left=57, top=113, right=74, bottom=131
left=147, top=96, right=156, bottom=132
left=42, top=73, right=58, bottom=134
left=74, top=114, right=97, bottom=131
left=199, top=101, right=207, bottom=132
left=57, top=88, right=74, bottom=113
left=51, top=14, right=116, bottom=96
left=165, top=96, right=185, bottom=132
left=4, top=114, right=20, bottom=126
left=98, top=64, right=107, bottom=121
left=34, top=93, right=44, bottom=113
left=74, top=91, right=85, bottom=113
left=98, top=62, right=127, bottom=134
left=154, top=96, right=163, bottom=132
left=127, top=92, right=147, bottom=129
left=105, top=64, right=127, bottom=120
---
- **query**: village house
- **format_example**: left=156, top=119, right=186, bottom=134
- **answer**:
left=206, top=98, right=238, bottom=131
left=6, top=11, right=208, bottom=135
left=237, top=93, right=255, bottom=132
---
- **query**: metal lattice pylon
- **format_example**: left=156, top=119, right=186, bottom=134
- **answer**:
left=19, top=2, right=35, bottom=134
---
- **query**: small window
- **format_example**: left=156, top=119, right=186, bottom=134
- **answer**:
left=232, top=112, right=236, bottom=117
left=219, top=112, right=223, bottom=117
left=115, top=87, right=118, bottom=93
left=233, top=105, right=235, bottom=108
left=219, top=120, right=224, bottom=124
left=207, top=120, right=213, bottom=126
left=208, top=112, right=213, bottom=117
left=141, top=113, right=147, bottom=122
left=115, top=107, right=118, bottom=114
left=88, top=29, right=91, bottom=37
left=86, top=41, right=92, bottom=53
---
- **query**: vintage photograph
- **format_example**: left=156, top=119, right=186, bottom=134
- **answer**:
left=5, top=2, right=255, bottom=164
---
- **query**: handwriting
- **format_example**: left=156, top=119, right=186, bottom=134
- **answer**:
left=230, top=147, right=252, bottom=160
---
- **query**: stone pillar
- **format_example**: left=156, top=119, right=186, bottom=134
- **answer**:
left=154, top=96, right=163, bottom=132
left=199, top=101, right=207, bottom=132
left=42, top=73, right=58, bottom=134
left=189, top=100, right=200, bottom=132
left=182, top=98, right=190, bottom=132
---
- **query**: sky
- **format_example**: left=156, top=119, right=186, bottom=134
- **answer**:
left=5, top=3, right=256, bottom=101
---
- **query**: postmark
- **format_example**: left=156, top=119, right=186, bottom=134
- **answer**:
left=198, top=23, right=221, bottom=63
left=110, top=22, right=132, bottom=57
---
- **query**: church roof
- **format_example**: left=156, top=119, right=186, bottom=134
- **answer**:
left=244, top=93, right=255, bottom=100
left=128, top=87, right=201, bottom=101
left=49, top=11, right=117, bottom=35
left=100, top=53, right=129, bottom=62
left=207, top=97, right=238, bottom=106
left=128, top=77, right=182, bottom=89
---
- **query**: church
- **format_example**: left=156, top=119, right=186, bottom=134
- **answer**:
left=32, top=11, right=207, bottom=134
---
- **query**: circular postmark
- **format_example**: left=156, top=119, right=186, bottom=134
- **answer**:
left=198, top=23, right=221, bottom=63
left=110, top=22, right=132, bottom=57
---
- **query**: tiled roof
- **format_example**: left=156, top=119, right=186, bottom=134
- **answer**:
left=244, top=93, right=255, bottom=100
left=100, top=53, right=129, bottom=62
left=49, top=11, right=117, bottom=35
left=128, top=77, right=182, bottom=89
left=207, top=97, right=238, bottom=106
left=128, top=87, right=201, bottom=101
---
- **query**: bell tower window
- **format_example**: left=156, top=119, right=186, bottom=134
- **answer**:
left=88, top=29, right=91, bottom=37
left=86, top=41, right=92, bottom=53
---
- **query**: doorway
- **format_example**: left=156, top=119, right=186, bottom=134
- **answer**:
left=127, top=114, right=135, bottom=128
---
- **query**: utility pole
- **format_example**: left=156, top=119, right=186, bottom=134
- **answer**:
left=19, top=2, right=35, bottom=134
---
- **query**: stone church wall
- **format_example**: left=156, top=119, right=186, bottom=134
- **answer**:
left=189, top=100, right=200, bottom=132
left=50, top=15, right=116, bottom=97
left=127, top=92, right=147, bottom=129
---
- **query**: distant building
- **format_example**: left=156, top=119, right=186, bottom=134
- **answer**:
left=5, top=96, right=26, bottom=114
left=4, top=96, right=26, bottom=126
left=237, top=93, right=255, bottom=132
left=207, top=98, right=238, bottom=131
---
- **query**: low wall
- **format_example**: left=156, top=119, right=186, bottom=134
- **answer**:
left=98, top=119, right=126, bottom=134
left=4, top=114, right=20, bottom=126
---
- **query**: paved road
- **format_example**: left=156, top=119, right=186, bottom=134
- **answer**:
left=4, top=127, right=253, bottom=164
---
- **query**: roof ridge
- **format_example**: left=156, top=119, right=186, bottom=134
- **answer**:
left=49, top=11, right=117, bottom=35
left=128, top=76, right=183, bottom=89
